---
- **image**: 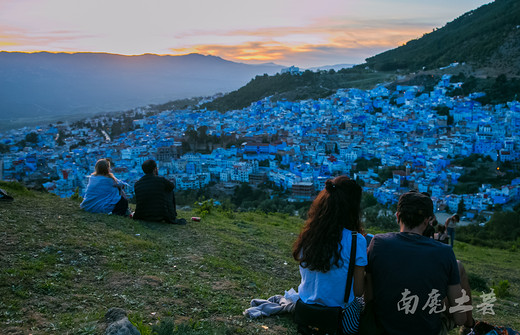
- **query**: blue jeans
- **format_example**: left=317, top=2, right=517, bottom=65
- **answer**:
left=447, top=227, right=455, bottom=247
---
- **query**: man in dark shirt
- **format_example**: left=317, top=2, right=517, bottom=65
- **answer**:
left=133, top=159, right=185, bottom=224
left=365, top=191, right=469, bottom=335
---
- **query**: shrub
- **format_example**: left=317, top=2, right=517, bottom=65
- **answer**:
left=0, top=180, right=31, bottom=195
left=193, top=199, right=215, bottom=217
left=468, top=273, right=489, bottom=292
left=152, top=318, right=175, bottom=335
left=70, top=187, right=83, bottom=202
left=491, top=280, right=510, bottom=298
left=131, top=319, right=153, bottom=335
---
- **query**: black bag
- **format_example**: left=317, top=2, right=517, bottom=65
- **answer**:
left=294, top=231, right=358, bottom=335
left=294, top=300, right=342, bottom=334
left=0, top=188, right=14, bottom=202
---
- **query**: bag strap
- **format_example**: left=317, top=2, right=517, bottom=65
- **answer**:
left=344, top=231, right=357, bottom=303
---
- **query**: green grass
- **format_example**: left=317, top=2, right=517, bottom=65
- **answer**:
left=0, top=181, right=519, bottom=334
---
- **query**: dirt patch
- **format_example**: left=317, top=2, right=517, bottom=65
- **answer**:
left=139, top=275, right=163, bottom=288
left=185, top=254, right=204, bottom=262
left=22, top=308, right=47, bottom=329
left=212, top=279, right=236, bottom=291
left=198, top=271, right=211, bottom=279
left=105, top=273, right=135, bottom=291
left=0, top=231, right=20, bottom=262
left=1, top=326, right=27, bottom=335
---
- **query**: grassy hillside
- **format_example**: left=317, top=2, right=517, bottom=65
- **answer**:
left=1, top=182, right=519, bottom=334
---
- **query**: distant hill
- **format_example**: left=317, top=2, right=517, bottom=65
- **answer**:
left=0, top=52, right=283, bottom=122
left=364, top=0, right=520, bottom=73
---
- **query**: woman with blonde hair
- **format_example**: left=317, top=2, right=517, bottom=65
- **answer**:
left=80, top=158, right=128, bottom=215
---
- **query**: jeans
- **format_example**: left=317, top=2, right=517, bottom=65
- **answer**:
left=447, top=227, right=455, bottom=247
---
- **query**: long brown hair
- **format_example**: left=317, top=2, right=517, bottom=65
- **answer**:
left=92, top=159, right=117, bottom=182
left=292, top=175, right=363, bottom=272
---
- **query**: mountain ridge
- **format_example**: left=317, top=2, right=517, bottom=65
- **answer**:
left=0, top=52, right=285, bottom=122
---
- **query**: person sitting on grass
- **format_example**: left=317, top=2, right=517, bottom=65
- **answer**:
left=434, top=224, right=450, bottom=244
left=293, top=176, right=366, bottom=334
left=80, top=158, right=129, bottom=216
left=133, top=159, right=186, bottom=225
left=365, top=191, right=475, bottom=335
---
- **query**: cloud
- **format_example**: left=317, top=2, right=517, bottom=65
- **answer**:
left=0, top=24, right=96, bottom=52
left=170, top=40, right=389, bottom=68
left=0, top=3, right=443, bottom=67
left=169, top=18, right=432, bottom=67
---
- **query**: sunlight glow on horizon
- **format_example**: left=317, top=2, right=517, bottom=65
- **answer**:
left=0, top=0, right=492, bottom=68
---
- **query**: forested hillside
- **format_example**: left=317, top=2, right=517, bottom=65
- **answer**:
left=202, top=67, right=394, bottom=112
left=364, top=0, right=520, bottom=72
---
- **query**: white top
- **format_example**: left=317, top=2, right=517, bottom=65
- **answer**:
left=298, top=228, right=367, bottom=308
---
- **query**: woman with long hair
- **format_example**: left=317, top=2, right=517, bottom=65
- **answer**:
left=293, top=175, right=366, bottom=334
left=80, top=158, right=128, bottom=215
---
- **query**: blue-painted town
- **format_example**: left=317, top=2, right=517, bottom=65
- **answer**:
left=1, top=73, right=519, bottom=219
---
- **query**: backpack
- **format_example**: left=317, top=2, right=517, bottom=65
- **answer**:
left=469, top=321, right=520, bottom=335
left=0, top=188, right=14, bottom=202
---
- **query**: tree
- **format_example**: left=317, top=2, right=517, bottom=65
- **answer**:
left=354, top=157, right=381, bottom=172
left=487, top=211, right=520, bottom=241
left=457, top=198, right=465, bottom=215
left=25, top=132, right=38, bottom=143
left=0, top=143, right=9, bottom=153
left=258, top=159, right=270, bottom=167
left=361, top=193, right=378, bottom=210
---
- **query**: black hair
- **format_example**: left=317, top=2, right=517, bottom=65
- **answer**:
left=142, top=159, right=157, bottom=174
left=293, top=176, right=363, bottom=272
left=397, top=191, right=434, bottom=229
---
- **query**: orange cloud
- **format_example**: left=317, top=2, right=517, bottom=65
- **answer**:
left=0, top=24, right=97, bottom=52
left=169, top=19, right=430, bottom=66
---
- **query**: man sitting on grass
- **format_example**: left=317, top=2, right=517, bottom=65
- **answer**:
left=133, top=159, right=186, bottom=225
left=365, top=191, right=474, bottom=334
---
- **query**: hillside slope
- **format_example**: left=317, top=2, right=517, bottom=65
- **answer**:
left=364, top=0, right=520, bottom=73
left=202, top=67, right=394, bottom=112
left=1, top=182, right=519, bottom=334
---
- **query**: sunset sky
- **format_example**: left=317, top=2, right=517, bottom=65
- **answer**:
left=0, top=0, right=491, bottom=68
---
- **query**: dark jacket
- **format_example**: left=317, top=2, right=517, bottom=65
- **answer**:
left=133, top=174, right=176, bottom=223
